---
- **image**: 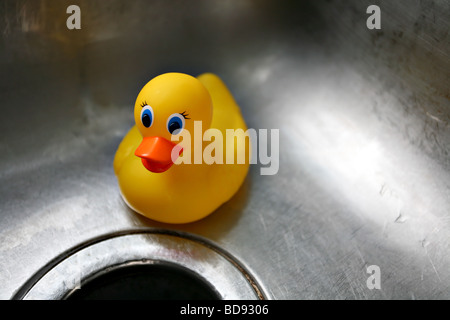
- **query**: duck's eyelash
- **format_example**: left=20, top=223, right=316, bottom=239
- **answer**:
left=140, top=101, right=148, bottom=108
left=180, top=111, right=190, bottom=120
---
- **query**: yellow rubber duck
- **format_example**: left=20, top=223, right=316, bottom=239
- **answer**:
left=114, top=72, right=250, bottom=224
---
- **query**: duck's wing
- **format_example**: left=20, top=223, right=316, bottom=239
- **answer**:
left=113, top=125, right=141, bottom=175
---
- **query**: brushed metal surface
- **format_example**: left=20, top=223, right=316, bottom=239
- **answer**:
left=1, top=0, right=449, bottom=299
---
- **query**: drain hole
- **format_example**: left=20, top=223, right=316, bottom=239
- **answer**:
left=65, top=262, right=221, bottom=300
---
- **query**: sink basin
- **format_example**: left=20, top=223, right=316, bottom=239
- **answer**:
left=1, top=0, right=449, bottom=299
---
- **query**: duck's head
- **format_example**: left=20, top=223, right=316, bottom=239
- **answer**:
left=134, top=73, right=212, bottom=173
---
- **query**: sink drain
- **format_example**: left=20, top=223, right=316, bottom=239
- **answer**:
left=65, top=261, right=221, bottom=300
left=12, top=229, right=267, bottom=300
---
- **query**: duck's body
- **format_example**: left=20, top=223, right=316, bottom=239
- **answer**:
left=114, top=73, right=250, bottom=224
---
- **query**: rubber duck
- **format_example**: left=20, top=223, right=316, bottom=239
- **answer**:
left=114, top=72, right=250, bottom=224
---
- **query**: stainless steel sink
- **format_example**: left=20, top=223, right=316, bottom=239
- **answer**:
left=1, top=0, right=449, bottom=299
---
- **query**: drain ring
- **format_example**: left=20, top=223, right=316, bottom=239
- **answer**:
left=12, top=228, right=268, bottom=300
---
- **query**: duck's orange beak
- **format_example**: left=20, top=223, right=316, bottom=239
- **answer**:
left=135, top=136, right=182, bottom=173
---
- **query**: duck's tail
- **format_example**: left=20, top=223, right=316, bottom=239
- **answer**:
left=197, top=73, right=246, bottom=131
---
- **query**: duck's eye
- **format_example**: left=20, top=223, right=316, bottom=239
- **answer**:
left=140, top=105, right=154, bottom=128
left=167, top=113, right=185, bottom=135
